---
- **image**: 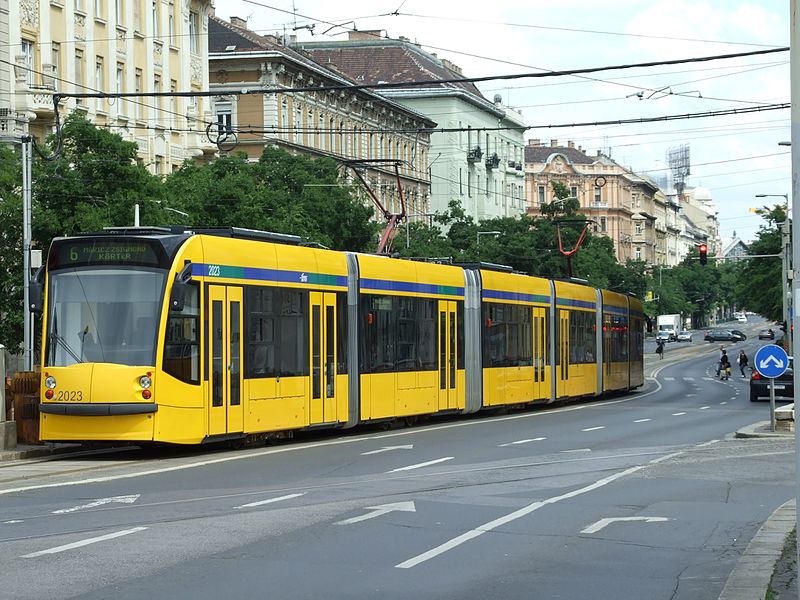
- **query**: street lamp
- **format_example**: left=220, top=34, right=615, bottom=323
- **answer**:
left=477, top=230, right=501, bottom=245
left=755, top=193, right=792, bottom=354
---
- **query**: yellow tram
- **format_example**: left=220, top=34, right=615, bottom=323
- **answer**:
left=36, top=227, right=644, bottom=444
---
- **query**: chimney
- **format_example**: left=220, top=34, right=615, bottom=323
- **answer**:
left=528, top=138, right=540, bottom=146
left=230, top=16, right=247, bottom=29
left=441, top=59, right=462, bottom=75
left=568, top=141, right=574, bottom=148
left=348, top=30, right=383, bottom=41
left=578, top=145, right=583, bottom=152
left=550, top=139, right=558, bottom=147
left=597, top=150, right=602, bottom=156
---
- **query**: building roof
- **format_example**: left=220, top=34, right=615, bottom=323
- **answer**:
left=298, top=35, right=485, bottom=98
left=524, top=144, right=595, bottom=165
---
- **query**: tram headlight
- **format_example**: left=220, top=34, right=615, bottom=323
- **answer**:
left=138, top=375, right=152, bottom=389
left=44, top=376, right=56, bottom=389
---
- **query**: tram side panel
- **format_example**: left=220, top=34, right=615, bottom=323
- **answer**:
left=479, top=270, right=550, bottom=407
left=601, top=289, right=631, bottom=393
left=552, top=280, right=599, bottom=400
left=356, top=255, right=465, bottom=421
left=628, top=296, right=645, bottom=390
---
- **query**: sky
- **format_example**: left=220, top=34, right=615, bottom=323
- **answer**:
left=214, top=0, right=791, bottom=243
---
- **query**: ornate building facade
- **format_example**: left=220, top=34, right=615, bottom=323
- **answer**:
left=1, top=0, right=216, bottom=171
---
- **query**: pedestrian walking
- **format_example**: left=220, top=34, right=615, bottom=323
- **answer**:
left=737, top=350, right=749, bottom=377
left=716, top=345, right=725, bottom=377
left=719, top=350, right=731, bottom=380
left=655, top=339, right=664, bottom=359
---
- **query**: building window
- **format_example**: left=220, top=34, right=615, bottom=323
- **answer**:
left=153, top=74, right=162, bottom=121
left=170, top=79, right=177, bottom=128
left=570, top=186, right=578, bottom=199
left=94, top=56, right=104, bottom=110
left=116, top=63, right=125, bottom=115
left=538, top=185, right=545, bottom=205
left=95, top=0, right=103, bottom=18
left=133, top=0, right=141, bottom=31
left=599, top=216, right=607, bottom=232
left=74, top=50, right=84, bottom=103
left=189, top=11, right=199, bottom=53
left=116, top=0, right=124, bottom=20
left=21, top=40, right=34, bottom=86
left=215, top=101, right=233, bottom=133
left=280, top=97, right=288, bottom=139
left=594, top=186, right=602, bottom=204
left=134, top=68, right=142, bottom=120
left=168, top=1, right=175, bottom=44
left=151, top=0, right=159, bottom=37
left=635, top=247, right=642, bottom=260
left=635, top=222, right=642, bottom=235
left=75, top=0, right=85, bottom=12
left=51, top=43, right=61, bottom=88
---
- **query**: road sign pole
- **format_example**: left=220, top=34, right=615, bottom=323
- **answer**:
left=770, top=378, right=776, bottom=432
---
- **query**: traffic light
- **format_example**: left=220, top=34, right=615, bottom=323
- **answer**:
left=698, top=243, right=708, bottom=265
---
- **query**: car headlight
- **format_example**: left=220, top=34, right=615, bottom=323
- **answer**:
left=44, top=376, right=56, bottom=389
left=139, top=375, right=152, bottom=389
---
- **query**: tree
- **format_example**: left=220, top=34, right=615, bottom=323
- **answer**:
left=0, top=145, right=23, bottom=351
left=737, top=205, right=785, bottom=321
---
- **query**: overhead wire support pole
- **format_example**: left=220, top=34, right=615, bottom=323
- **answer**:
left=21, top=135, right=33, bottom=371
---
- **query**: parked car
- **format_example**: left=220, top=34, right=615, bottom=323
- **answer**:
left=655, top=331, right=671, bottom=343
left=758, top=328, right=776, bottom=340
left=676, top=330, right=693, bottom=342
left=704, top=329, right=741, bottom=342
left=750, top=357, right=794, bottom=402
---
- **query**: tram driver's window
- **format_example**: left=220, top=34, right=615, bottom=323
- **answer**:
left=163, top=282, right=200, bottom=383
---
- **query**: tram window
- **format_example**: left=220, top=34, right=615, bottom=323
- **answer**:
left=336, top=292, right=347, bottom=374
left=163, top=282, right=200, bottom=383
left=396, top=297, right=417, bottom=370
left=569, top=310, right=596, bottom=364
left=457, top=302, right=465, bottom=369
left=418, top=299, right=436, bottom=371
left=362, top=295, right=394, bottom=373
left=483, top=303, right=532, bottom=368
left=279, top=289, right=308, bottom=377
left=245, top=286, right=278, bottom=378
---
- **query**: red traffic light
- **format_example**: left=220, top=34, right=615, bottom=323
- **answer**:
left=698, top=243, right=708, bottom=265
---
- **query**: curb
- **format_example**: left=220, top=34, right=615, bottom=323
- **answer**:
left=0, top=443, right=84, bottom=463
left=718, top=499, right=796, bottom=600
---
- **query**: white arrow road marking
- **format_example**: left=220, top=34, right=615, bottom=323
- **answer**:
left=22, top=527, right=148, bottom=558
left=361, top=445, right=414, bottom=455
left=498, top=437, right=546, bottom=447
left=52, top=495, right=140, bottom=514
left=581, top=516, right=670, bottom=535
left=336, top=501, right=416, bottom=525
left=234, top=493, right=305, bottom=509
left=389, top=457, right=453, bottom=472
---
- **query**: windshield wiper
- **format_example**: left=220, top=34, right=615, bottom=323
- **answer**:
left=49, top=331, right=82, bottom=364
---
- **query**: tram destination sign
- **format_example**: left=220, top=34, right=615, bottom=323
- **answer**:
left=51, top=239, right=163, bottom=268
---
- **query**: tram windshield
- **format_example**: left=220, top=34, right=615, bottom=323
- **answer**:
left=46, top=267, right=167, bottom=367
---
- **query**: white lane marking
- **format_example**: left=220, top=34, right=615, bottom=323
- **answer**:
left=52, top=495, right=140, bottom=514
left=361, top=445, right=413, bottom=455
left=336, top=501, right=416, bottom=525
left=700, top=406, right=710, bottom=410
left=3, top=520, right=23, bottom=524
left=396, top=460, right=654, bottom=569
left=21, top=527, right=148, bottom=558
left=633, top=419, right=651, bottom=423
left=703, top=377, right=714, bottom=380
left=720, top=402, right=728, bottom=405
left=697, top=439, right=720, bottom=447
left=498, top=437, right=546, bottom=447
left=581, top=516, right=669, bottom=535
left=389, top=457, right=453, bottom=473
left=234, top=493, right=305, bottom=509
left=581, top=426, right=605, bottom=432
left=672, top=412, right=686, bottom=416
left=682, top=377, right=695, bottom=381
left=686, top=394, right=697, bottom=397
left=561, top=448, right=592, bottom=453
left=663, top=377, right=676, bottom=381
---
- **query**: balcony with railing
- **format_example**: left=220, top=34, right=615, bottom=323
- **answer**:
left=485, top=152, right=500, bottom=170
left=467, top=146, right=483, bottom=163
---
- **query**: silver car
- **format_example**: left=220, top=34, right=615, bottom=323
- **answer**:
left=676, top=330, right=693, bottom=342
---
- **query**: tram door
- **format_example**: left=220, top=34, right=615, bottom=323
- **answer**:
left=208, top=285, right=244, bottom=437
left=438, top=300, right=458, bottom=411
left=309, top=292, right=337, bottom=424
left=557, top=310, right=570, bottom=398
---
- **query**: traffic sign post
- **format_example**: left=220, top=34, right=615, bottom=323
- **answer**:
left=754, top=345, right=790, bottom=432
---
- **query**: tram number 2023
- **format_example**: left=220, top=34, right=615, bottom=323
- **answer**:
left=55, top=390, right=83, bottom=401
left=207, top=265, right=221, bottom=277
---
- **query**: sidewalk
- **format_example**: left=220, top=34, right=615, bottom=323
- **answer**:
left=0, top=441, right=84, bottom=463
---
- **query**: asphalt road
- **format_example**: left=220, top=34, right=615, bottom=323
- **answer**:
left=0, top=320, right=794, bottom=600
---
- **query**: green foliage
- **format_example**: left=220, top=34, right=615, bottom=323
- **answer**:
left=0, top=145, right=23, bottom=351
left=737, top=205, right=786, bottom=322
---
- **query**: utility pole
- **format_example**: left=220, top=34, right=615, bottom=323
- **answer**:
left=782, top=220, right=792, bottom=354
left=21, top=135, right=33, bottom=371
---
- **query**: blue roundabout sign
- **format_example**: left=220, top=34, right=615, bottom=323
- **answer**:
left=754, top=345, right=789, bottom=379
